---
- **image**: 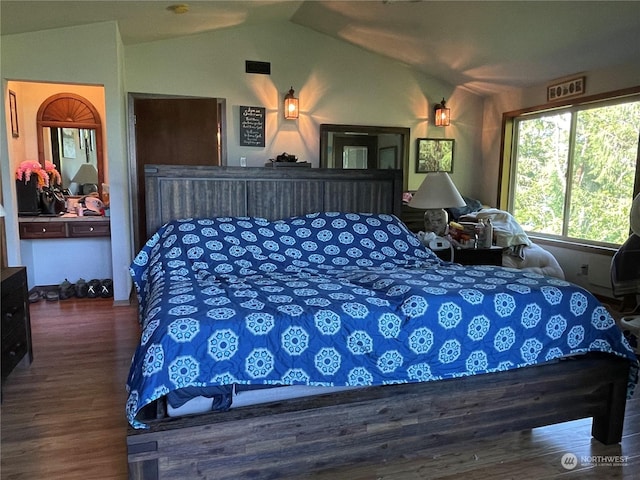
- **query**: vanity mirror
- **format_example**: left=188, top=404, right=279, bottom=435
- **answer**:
left=37, top=93, right=104, bottom=198
left=319, top=124, right=410, bottom=189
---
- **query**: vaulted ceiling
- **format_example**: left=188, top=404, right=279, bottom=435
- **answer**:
left=2, top=1, right=640, bottom=96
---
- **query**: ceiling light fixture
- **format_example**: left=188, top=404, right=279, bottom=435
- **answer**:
left=167, top=4, right=189, bottom=14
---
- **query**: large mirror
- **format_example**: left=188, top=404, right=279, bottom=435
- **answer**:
left=43, top=127, right=99, bottom=194
left=320, top=124, right=410, bottom=189
left=37, top=93, right=104, bottom=199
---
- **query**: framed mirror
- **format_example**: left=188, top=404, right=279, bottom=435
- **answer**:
left=37, top=93, right=104, bottom=199
left=319, top=124, right=410, bottom=189
left=43, top=127, right=99, bottom=194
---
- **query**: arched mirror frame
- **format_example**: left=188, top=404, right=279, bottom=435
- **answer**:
left=37, top=92, right=104, bottom=199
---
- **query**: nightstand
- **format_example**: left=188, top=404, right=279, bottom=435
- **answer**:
left=1, top=267, right=33, bottom=399
left=453, top=246, right=503, bottom=266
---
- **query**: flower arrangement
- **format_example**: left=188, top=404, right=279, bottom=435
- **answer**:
left=15, top=160, right=62, bottom=189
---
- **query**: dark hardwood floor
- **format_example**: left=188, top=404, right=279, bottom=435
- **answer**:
left=1, top=297, right=638, bottom=479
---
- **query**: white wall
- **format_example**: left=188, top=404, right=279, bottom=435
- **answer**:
left=125, top=21, right=484, bottom=193
left=2, top=20, right=487, bottom=302
left=1, top=22, right=132, bottom=302
left=482, top=61, right=640, bottom=297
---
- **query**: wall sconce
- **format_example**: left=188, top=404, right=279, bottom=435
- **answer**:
left=284, top=87, right=299, bottom=120
left=434, top=97, right=451, bottom=127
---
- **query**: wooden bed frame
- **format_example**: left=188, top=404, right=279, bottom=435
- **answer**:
left=128, top=165, right=632, bottom=479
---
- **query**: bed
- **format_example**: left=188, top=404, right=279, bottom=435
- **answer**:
left=127, top=165, right=638, bottom=480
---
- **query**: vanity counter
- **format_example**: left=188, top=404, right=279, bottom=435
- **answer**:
left=19, top=216, right=110, bottom=239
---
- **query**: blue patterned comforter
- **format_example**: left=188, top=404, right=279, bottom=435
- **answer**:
left=127, top=212, right=638, bottom=428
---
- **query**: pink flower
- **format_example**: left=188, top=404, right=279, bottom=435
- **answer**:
left=15, top=160, right=61, bottom=189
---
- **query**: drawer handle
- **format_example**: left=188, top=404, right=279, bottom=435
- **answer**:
left=42, top=228, right=47, bottom=233
left=89, top=227, right=94, bottom=232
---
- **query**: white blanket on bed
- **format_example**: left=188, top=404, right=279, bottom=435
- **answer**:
left=502, top=242, right=565, bottom=279
left=461, top=208, right=564, bottom=279
left=461, top=208, right=531, bottom=248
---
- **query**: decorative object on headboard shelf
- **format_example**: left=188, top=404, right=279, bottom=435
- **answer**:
left=409, top=171, right=465, bottom=235
left=265, top=152, right=310, bottom=167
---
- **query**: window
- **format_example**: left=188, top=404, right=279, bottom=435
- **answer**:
left=508, top=95, right=640, bottom=246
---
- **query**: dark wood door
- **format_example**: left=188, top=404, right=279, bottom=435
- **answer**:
left=133, top=97, right=220, bottom=250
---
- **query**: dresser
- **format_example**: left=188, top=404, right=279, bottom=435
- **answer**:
left=1, top=267, right=33, bottom=397
left=18, top=216, right=110, bottom=239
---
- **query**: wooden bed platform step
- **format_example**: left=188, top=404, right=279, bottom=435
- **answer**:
left=127, top=354, right=630, bottom=480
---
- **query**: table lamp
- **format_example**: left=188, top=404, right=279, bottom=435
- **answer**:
left=70, top=164, right=99, bottom=195
left=408, top=172, right=466, bottom=236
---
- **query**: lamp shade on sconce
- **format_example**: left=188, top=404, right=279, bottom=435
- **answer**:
left=434, top=98, right=451, bottom=127
left=284, top=87, right=299, bottom=119
left=409, top=172, right=465, bottom=235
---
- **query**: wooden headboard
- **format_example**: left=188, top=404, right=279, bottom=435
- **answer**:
left=144, top=165, right=403, bottom=239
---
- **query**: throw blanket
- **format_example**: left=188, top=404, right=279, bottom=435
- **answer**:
left=127, top=213, right=637, bottom=429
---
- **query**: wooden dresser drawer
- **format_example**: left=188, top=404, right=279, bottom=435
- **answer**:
left=68, top=220, right=110, bottom=238
left=19, top=218, right=110, bottom=239
left=1, top=292, right=25, bottom=338
left=1, top=267, right=32, bottom=397
left=1, top=323, right=28, bottom=379
left=19, top=221, right=66, bottom=239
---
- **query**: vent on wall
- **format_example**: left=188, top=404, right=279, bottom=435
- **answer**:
left=246, top=61, right=271, bottom=75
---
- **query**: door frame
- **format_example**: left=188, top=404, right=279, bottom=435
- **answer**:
left=126, top=93, right=227, bottom=251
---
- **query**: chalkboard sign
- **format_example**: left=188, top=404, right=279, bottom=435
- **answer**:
left=240, top=106, right=265, bottom=147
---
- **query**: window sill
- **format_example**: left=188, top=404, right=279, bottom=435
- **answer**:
left=528, top=234, right=618, bottom=257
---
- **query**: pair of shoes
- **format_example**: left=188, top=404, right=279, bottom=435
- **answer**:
left=59, top=279, right=75, bottom=300
left=87, top=279, right=101, bottom=298
left=29, top=288, right=44, bottom=303
left=100, top=279, right=113, bottom=298
left=45, top=289, right=59, bottom=302
left=75, top=278, right=88, bottom=298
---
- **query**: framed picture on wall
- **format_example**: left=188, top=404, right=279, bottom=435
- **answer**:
left=9, top=90, right=19, bottom=138
left=415, top=138, right=454, bottom=173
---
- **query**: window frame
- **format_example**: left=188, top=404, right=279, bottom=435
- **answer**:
left=499, top=86, right=640, bottom=249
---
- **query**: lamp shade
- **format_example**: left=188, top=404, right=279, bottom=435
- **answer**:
left=71, top=163, right=98, bottom=184
left=409, top=172, right=465, bottom=210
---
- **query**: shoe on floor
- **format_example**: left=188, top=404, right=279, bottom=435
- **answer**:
left=28, top=288, right=44, bottom=303
left=75, top=278, right=88, bottom=298
left=100, top=279, right=113, bottom=298
left=59, top=279, right=75, bottom=300
left=87, top=279, right=101, bottom=298
left=45, top=289, right=59, bottom=302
